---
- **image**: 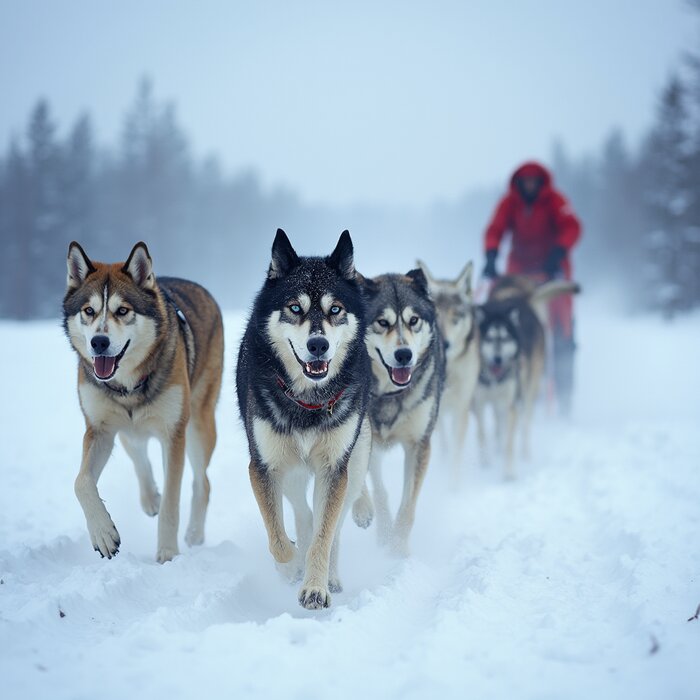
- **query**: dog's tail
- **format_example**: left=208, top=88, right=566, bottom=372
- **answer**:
left=529, top=279, right=581, bottom=322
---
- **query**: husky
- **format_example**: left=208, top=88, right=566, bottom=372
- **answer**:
left=472, top=275, right=579, bottom=479
left=236, top=229, right=373, bottom=610
left=63, top=242, right=224, bottom=562
left=417, top=259, right=479, bottom=486
left=361, top=269, right=445, bottom=557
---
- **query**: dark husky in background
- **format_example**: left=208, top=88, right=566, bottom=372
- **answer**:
left=361, top=269, right=445, bottom=556
left=63, top=242, right=224, bottom=562
left=236, top=229, right=373, bottom=610
left=473, top=275, right=580, bottom=479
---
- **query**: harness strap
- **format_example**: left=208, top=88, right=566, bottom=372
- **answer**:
left=161, top=288, right=196, bottom=377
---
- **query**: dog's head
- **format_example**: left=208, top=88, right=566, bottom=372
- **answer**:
left=417, top=259, right=475, bottom=363
left=361, top=268, right=436, bottom=394
left=475, top=303, right=521, bottom=382
left=261, top=229, right=364, bottom=390
left=63, top=242, right=161, bottom=384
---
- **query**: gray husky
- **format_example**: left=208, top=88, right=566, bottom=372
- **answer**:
left=361, top=269, right=445, bottom=556
left=417, top=259, right=479, bottom=486
left=236, top=229, right=373, bottom=610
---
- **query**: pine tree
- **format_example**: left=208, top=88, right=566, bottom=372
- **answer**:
left=61, top=113, right=96, bottom=248
left=26, top=99, right=64, bottom=318
left=642, top=76, right=692, bottom=315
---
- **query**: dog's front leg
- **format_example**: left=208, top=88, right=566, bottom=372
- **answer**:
left=249, top=459, right=296, bottom=564
left=503, top=404, right=517, bottom=481
left=298, top=461, right=348, bottom=610
left=473, top=401, right=490, bottom=468
left=369, top=446, right=392, bottom=546
left=74, top=427, right=120, bottom=559
left=156, top=418, right=187, bottom=563
left=392, top=437, right=431, bottom=557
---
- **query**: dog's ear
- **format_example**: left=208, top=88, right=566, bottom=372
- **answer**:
left=406, top=268, right=430, bottom=297
left=357, top=272, right=379, bottom=299
left=415, top=259, right=436, bottom=286
left=456, top=261, right=473, bottom=298
left=66, top=242, right=96, bottom=289
left=122, top=242, right=155, bottom=289
left=269, top=228, right=300, bottom=279
left=327, top=230, right=355, bottom=280
left=508, top=306, right=520, bottom=325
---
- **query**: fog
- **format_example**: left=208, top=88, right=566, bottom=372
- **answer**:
left=1, top=1, right=699, bottom=318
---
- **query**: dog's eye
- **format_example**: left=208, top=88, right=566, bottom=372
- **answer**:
left=116, top=307, right=130, bottom=317
left=289, top=304, right=302, bottom=315
left=330, top=305, right=342, bottom=315
left=377, top=319, right=389, bottom=328
left=409, top=316, right=419, bottom=327
left=83, top=306, right=95, bottom=316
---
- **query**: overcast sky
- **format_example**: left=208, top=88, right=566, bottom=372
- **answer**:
left=0, top=0, right=696, bottom=207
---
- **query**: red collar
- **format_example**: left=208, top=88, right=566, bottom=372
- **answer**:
left=276, top=376, right=346, bottom=415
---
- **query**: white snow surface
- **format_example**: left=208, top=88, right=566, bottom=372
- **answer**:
left=0, top=298, right=698, bottom=700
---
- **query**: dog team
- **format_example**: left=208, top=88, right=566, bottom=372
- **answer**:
left=64, top=214, right=578, bottom=611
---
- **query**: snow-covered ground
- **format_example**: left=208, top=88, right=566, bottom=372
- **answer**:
left=1, top=298, right=698, bottom=700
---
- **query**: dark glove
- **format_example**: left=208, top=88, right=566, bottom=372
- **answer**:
left=482, top=249, right=498, bottom=279
left=544, top=245, right=567, bottom=278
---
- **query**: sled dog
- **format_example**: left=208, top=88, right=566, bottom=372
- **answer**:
left=417, top=259, right=479, bottom=485
left=236, top=229, right=373, bottom=610
left=473, top=275, right=579, bottom=478
left=361, top=269, right=445, bottom=556
left=63, top=242, right=224, bottom=562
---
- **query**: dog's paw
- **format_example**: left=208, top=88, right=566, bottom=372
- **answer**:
left=276, top=559, right=304, bottom=584
left=184, top=525, right=204, bottom=547
left=270, top=536, right=296, bottom=564
left=140, top=488, right=161, bottom=517
left=298, top=584, right=331, bottom=610
left=352, top=494, right=374, bottom=529
left=328, top=577, right=343, bottom=594
left=156, top=546, right=179, bottom=564
left=88, top=517, right=121, bottom=559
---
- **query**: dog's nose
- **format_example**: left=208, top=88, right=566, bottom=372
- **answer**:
left=394, top=347, right=413, bottom=366
left=493, top=355, right=502, bottom=366
left=91, top=335, right=110, bottom=355
left=307, top=335, right=329, bottom=358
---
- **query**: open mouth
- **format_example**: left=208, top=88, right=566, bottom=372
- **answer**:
left=488, top=362, right=507, bottom=380
left=289, top=341, right=329, bottom=381
left=376, top=349, right=413, bottom=388
left=92, top=340, right=130, bottom=381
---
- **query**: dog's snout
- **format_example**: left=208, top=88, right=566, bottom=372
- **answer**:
left=307, top=335, right=329, bottom=358
left=493, top=355, right=502, bottom=366
left=394, top=347, right=413, bottom=366
left=91, top=335, right=110, bottom=355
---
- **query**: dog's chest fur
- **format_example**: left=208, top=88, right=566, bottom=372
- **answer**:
left=370, top=354, right=439, bottom=446
left=252, top=413, right=362, bottom=472
left=79, top=380, right=185, bottom=437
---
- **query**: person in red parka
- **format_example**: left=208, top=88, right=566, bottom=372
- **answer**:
left=482, top=161, right=582, bottom=415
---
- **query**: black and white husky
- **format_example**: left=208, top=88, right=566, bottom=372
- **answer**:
left=473, top=275, right=580, bottom=479
left=361, top=269, right=445, bottom=557
left=236, top=229, right=373, bottom=610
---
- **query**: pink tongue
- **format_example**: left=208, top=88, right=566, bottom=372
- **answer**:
left=94, top=355, right=116, bottom=379
left=391, top=367, right=412, bottom=385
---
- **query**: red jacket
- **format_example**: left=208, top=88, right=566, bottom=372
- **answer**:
left=484, top=162, right=581, bottom=277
